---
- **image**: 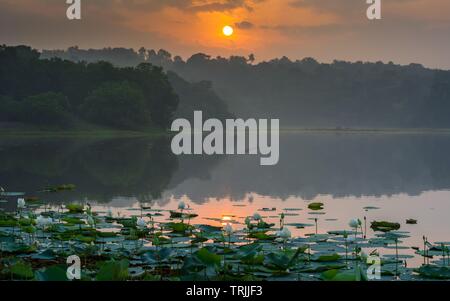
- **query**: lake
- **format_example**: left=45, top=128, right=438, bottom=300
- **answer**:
left=1, top=132, right=450, bottom=270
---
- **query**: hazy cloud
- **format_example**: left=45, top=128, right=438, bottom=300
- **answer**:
left=90, top=0, right=261, bottom=12
left=235, top=21, right=254, bottom=29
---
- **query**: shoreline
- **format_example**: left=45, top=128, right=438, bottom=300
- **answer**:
left=1, top=127, right=450, bottom=138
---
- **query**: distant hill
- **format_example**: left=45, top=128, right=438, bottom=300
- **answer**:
left=43, top=46, right=450, bottom=129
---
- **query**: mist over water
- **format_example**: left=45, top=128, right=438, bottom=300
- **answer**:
left=2, top=133, right=450, bottom=203
left=3, top=133, right=450, bottom=267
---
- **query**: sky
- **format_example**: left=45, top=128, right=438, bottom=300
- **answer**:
left=1, top=0, right=450, bottom=69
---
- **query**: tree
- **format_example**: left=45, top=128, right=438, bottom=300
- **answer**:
left=21, top=92, right=72, bottom=127
left=80, top=81, right=150, bottom=130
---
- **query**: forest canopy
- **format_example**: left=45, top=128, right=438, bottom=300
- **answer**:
left=42, top=46, right=450, bottom=129
left=0, top=45, right=179, bottom=130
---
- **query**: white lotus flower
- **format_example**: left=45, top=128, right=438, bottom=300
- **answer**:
left=178, top=201, right=186, bottom=210
left=223, top=223, right=233, bottom=235
left=277, top=227, right=291, bottom=239
left=348, top=219, right=360, bottom=229
left=136, top=217, right=147, bottom=229
left=36, top=215, right=53, bottom=229
left=17, top=198, right=26, bottom=209
left=253, top=212, right=262, bottom=221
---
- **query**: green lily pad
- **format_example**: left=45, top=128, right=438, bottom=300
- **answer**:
left=35, top=265, right=68, bottom=281
left=11, top=260, right=34, bottom=279
left=414, top=265, right=450, bottom=280
left=308, top=203, right=324, bottom=211
left=371, top=221, right=401, bottom=232
left=195, top=247, right=221, bottom=266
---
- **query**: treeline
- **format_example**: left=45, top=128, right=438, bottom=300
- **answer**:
left=0, top=45, right=179, bottom=130
left=42, top=46, right=450, bottom=128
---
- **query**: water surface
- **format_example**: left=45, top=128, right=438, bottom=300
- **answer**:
left=2, top=132, right=450, bottom=267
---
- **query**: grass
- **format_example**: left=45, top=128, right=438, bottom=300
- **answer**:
left=0, top=122, right=169, bottom=138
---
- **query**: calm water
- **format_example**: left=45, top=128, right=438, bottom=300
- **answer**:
left=2, top=133, right=450, bottom=266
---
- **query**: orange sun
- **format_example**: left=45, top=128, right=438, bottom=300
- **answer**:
left=222, top=25, right=234, bottom=37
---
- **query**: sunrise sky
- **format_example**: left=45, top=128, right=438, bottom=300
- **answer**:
left=1, top=0, right=450, bottom=69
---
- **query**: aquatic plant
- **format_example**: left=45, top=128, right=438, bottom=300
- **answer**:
left=0, top=193, right=446, bottom=282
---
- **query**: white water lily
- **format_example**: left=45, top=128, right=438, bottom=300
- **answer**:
left=36, top=215, right=53, bottom=229
left=348, top=218, right=360, bottom=229
left=223, top=223, right=233, bottom=235
left=136, top=217, right=147, bottom=229
left=253, top=212, right=262, bottom=221
left=17, top=198, right=26, bottom=209
left=277, top=227, right=292, bottom=239
left=178, top=201, right=186, bottom=210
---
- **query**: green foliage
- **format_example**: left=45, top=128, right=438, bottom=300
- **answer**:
left=81, top=81, right=150, bottom=130
left=96, top=259, right=129, bottom=281
left=0, top=45, right=179, bottom=130
left=0, top=92, right=71, bottom=127
left=22, top=92, right=72, bottom=127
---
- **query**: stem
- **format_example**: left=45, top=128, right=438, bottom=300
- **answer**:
left=364, top=217, right=367, bottom=239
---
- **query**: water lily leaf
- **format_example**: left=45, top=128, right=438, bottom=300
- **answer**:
left=169, top=211, right=198, bottom=219
left=65, top=203, right=84, bottom=213
left=414, top=265, right=450, bottom=280
left=31, top=249, right=56, bottom=260
left=285, top=223, right=314, bottom=229
left=248, top=232, right=274, bottom=240
left=195, top=247, right=221, bottom=266
left=308, top=203, right=324, bottom=211
left=196, top=224, right=223, bottom=233
left=371, top=221, right=400, bottom=232
left=96, top=259, right=129, bottom=281
left=11, top=260, right=34, bottom=279
left=321, top=266, right=367, bottom=281
left=35, top=265, right=68, bottom=281
left=128, top=267, right=145, bottom=278
left=313, top=253, right=341, bottom=262
left=166, top=222, right=193, bottom=233
left=363, top=206, right=380, bottom=211
left=298, top=263, right=346, bottom=273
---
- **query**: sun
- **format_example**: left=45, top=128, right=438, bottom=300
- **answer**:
left=222, top=25, right=234, bottom=37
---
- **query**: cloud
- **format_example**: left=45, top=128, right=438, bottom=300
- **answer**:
left=235, top=21, right=254, bottom=29
left=289, top=0, right=418, bottom=17
left=90, top=0, right=261, bottom=13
